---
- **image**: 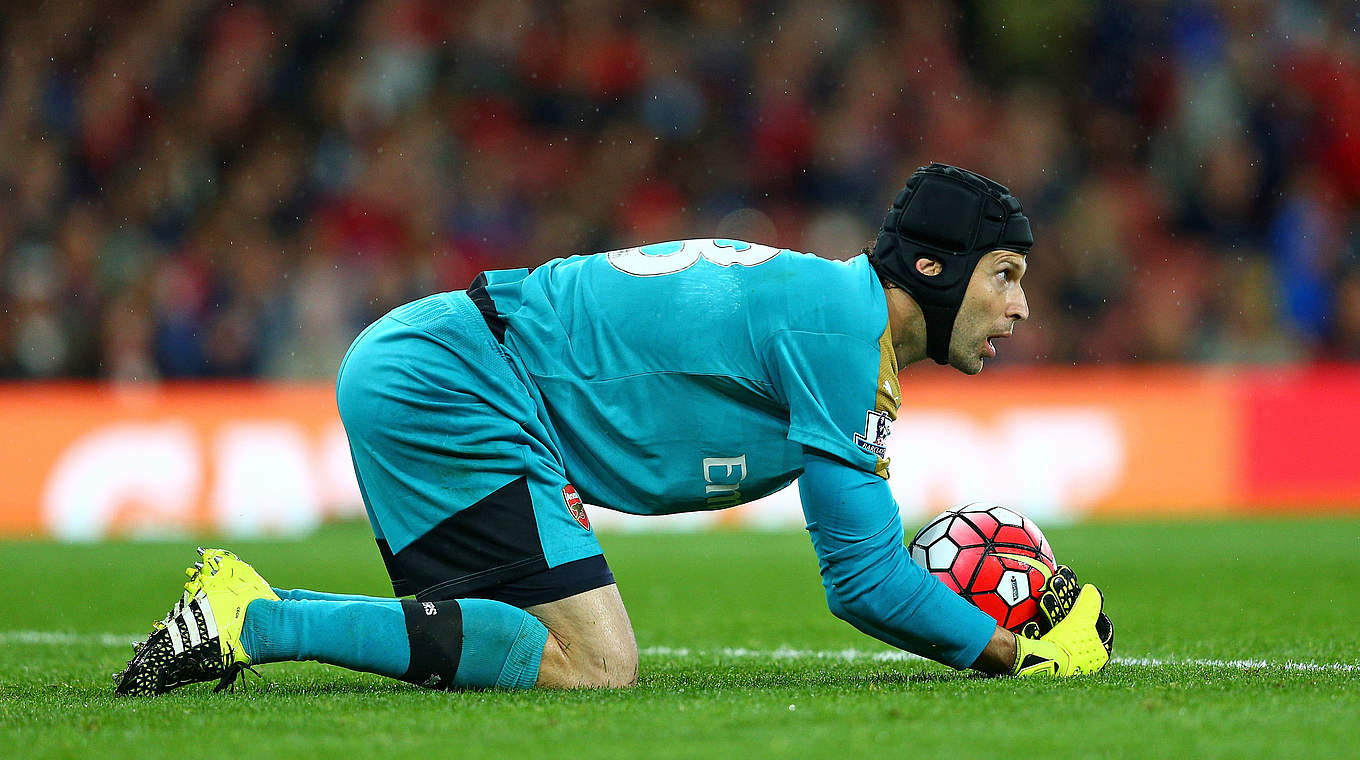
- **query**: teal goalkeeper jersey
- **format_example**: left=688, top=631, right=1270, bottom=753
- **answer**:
left=479, top=239, right=902, bottom=514
left=480, top=238, right=997, bottom=669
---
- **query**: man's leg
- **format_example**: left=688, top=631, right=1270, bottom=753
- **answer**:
left=324, top=292, right=624, bottom=689
left=238, top=580, right=635, bottom=690
left=240, top=593, right=550, bottom=690
left=233, top=582, right=634, bottom=691
left=117, top=294, right=629, bottom=696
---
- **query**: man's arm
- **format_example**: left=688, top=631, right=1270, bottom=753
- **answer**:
left=798, top=449, right=1002, bottom=670
left=800, top=450, right=1114, bottom=677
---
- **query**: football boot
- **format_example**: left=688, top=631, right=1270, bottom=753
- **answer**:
left=115, top=548, right=279, bottom=695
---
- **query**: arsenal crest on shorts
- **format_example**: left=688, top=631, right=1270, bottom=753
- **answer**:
left=562, top=485, right=590, bottom=529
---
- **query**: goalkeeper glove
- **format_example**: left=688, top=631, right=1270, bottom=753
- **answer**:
left=1012, top=584, right=1112, bottom=677
left=1020, top=564, right=1114, bottom=656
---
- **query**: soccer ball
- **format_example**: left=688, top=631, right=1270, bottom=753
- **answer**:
left=907, top=502, right=1057, bottom=632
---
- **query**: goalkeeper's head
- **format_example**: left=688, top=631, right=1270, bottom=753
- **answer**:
left=869, top=163, right=1033, bottom=372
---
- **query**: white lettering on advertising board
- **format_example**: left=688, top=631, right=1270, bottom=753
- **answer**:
left=38, top=409, right=1125, bottom=538
left=42, top=421, right=360, bottom=540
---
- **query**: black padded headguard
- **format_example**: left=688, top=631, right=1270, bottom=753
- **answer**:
left=869, top=163, right=1033, bottom=364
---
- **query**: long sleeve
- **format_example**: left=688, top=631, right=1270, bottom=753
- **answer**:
left=798, top=450, right=996, bottom=669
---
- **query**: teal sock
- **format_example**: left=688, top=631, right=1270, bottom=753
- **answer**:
left=272, top=587, right=396, bottom=603
left=241, top=598, right=410, bottom=677
left=454, top=599, right=549, bottom=690
left=241, top=597, right=548, bottom=690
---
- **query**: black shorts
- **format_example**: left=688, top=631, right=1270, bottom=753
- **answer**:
left=374, top=477, right=616, bottom=608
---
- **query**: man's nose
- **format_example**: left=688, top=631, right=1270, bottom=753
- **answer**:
left=1009, top=286, right=1030, bottom=322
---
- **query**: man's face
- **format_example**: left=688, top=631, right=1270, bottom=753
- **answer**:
left=948, top=250, right=1029, bottom=374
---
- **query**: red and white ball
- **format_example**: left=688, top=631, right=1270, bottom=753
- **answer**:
left=907, top=502, right=1057, bottom=632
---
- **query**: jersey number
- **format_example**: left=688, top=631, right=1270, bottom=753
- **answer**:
left=606, top=239, right=782, bottom=277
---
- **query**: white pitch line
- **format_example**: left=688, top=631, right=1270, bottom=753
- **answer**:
left=3, top=632, right=1356, bottom=673
left=643, top=645, right=921, bottom=662
left=640, top=646, right=1360, bottom=673
left=0, top=630, right=140, bottom=647
left=1111, top=656, right=1360, bottom=673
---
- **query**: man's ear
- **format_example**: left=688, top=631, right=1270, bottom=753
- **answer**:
left=916, top=258, right=942, bottom=276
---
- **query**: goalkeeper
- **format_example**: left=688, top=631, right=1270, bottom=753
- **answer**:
left=117, top=164, right=1112, bottom=695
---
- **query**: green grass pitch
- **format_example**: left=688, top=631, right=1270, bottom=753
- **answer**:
left=1, top=516, right=1357, bottom=759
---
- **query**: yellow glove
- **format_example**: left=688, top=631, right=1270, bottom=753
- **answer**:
left=1020, top=565, right=1114, bottom=656
left=1012, top=584, right=1111, bottom=677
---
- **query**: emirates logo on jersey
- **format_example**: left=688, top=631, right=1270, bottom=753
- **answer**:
left=563, top=485, right=590, bottom=529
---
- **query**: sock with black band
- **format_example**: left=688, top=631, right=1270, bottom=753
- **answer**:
left=240, top=596, right=549, bottom=690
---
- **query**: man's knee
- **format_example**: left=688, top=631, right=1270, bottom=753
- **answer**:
left=592, top=645, right=639, bottom=689
left=527, top=584, right=638, bottom=689
left=541, top=628, right=638, bottom=689
left=575, top=631, right=638, bottom=688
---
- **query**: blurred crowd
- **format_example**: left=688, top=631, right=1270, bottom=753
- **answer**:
left=2, top=0, right=1359, bottom=380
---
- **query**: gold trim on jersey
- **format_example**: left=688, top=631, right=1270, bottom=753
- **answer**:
left=874, top=321, right=901, bottom=479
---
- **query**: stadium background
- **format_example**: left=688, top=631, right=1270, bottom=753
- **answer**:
left=2, top=0, right=1359, bottom=539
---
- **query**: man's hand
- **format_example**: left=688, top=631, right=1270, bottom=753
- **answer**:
left=1020, top=565, right=1114, bottom=656
left=1012, top=584, right=1111, bottom=677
